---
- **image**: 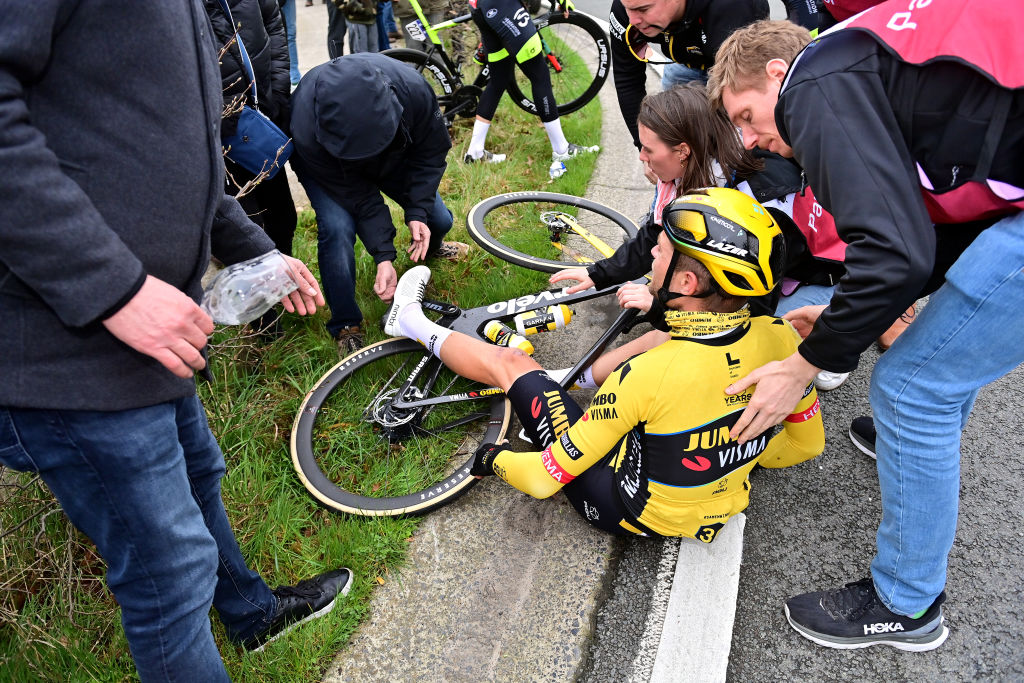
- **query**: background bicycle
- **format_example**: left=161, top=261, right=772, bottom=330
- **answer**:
left=382, top=0, right=610, bottom=128
left=291, top=192, right=638, bottom=517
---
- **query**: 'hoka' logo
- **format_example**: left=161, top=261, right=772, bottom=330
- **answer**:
left=864, top=622, right=905, bottom=635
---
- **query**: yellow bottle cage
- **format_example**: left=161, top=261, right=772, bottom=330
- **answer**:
left=624, top=24, right=679, bottom=65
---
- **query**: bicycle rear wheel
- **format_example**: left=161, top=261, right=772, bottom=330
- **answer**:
left=383, top=48, right=458, bottom=121
left=467, top=191, right=638, bottom=273
left=508, top=12, right=609, bottom=117
left=291, top=338, right=511, bottom=516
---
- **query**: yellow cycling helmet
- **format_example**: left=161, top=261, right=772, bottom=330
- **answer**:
left=662, top=187, right=784, bottom=297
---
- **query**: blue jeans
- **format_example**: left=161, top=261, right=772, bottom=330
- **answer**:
left=376, top=1, right=394, bottom=49
left=300, top=174, right=453, bottom=336
left=661, top=63, right=707, bottom=90
left=869, top=211, right=1024, bottom=615
left=280, top=0, right=301, bottom=85
left=774, top=283, right=837, bottom=316
left=0, top=396, right=277, bottom=681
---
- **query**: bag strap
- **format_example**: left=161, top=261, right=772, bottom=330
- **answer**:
left=216, top=0, right=259, bottom=106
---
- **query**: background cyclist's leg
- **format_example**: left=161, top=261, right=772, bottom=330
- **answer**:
left=516, top=51, right=572, bottom=156
left=466, top=15, right=510, bottom=162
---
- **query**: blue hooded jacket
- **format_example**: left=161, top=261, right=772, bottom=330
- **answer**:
left=290, top=54, right=452, bottom=264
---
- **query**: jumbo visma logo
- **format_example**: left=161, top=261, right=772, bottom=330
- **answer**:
left=650, top=412, right=768, bottom=486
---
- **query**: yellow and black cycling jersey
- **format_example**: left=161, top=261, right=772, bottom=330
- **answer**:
left=491, top=308, right=824, bottom=539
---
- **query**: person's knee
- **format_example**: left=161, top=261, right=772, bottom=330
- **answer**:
left=491, top=345, right=541, bottom=388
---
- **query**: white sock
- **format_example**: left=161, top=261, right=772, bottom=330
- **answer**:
left=468, top=120, right=491, bottom=159
left=545, top=120, right=569, bottom=156
left=547, top=365, right=598, bottom=389
left=397, top=303, right=453, bottom=359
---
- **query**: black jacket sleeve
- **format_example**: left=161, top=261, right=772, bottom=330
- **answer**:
left=702, top=0, right=769, bottom=63
left=778, top=34, right=934, bottom=373
left=588, top=212, right=659, bottom=289
left=400, top=80, right=451, bottom=225
left=609, top=0, right=648, bottom=149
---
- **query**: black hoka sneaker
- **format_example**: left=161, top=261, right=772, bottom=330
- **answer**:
left=785, top=578, right=948, bottom=652
left=849, top=416, right=877, bottom=459
left=243, top=568, right=353, bottom=652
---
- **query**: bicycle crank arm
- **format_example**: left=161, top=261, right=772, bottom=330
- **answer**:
left=392, top=385, right=504, bottom=410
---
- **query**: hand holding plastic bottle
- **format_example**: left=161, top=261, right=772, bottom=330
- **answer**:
left=201, top=250, right=324, bottom=325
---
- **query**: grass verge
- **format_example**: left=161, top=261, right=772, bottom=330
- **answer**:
left=0, top=91, right=601, bottom=682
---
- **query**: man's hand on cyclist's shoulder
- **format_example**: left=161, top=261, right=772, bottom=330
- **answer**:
left=782, top=304, right=826, bottom=339
left=726, top=352, right=819, bottom=443
left=550, top=267, right=594, bottom=294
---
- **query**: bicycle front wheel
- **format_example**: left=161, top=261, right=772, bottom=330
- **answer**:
left=291, top=339, right=512, bottom=516
left=508, top=12, right=609, bottom=117
left=467, top=191, right=638, bottom=273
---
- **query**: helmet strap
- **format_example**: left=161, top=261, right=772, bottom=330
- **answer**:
left=657, top=249, right=716, bottom=306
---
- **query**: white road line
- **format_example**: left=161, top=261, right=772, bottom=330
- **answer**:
left=650, top=513, right=746, bottom=683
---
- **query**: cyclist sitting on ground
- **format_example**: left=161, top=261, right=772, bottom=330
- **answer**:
left=463, top=0, right=600, bottom=176
left=550, top=83, right=854, bottom=391
left=384, top=187, right=824, bottom=539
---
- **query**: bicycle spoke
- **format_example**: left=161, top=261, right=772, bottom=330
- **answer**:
left=312, top=346, right=495, bottom=500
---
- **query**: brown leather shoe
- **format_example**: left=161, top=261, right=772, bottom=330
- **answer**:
left=432, top=241, right=470, bottom=261
left=336, top=325, right=364, bottom=357
left=877, top=304, right=916, bottom=352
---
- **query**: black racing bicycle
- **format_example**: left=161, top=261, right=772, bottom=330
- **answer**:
left=290, top=192, right=639, bottom=517
left=382, top=0, right=610, bottom=127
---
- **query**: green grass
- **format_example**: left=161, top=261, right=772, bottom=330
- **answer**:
left=0, top=90, right=601, bottom=681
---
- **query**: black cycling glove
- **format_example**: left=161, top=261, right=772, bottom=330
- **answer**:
left=471, top=442, right=508, bottom=476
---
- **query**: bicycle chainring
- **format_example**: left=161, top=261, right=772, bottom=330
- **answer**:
left=451, top=84, right=483, bottom=119
left=368, top=387, right=423, bottom=442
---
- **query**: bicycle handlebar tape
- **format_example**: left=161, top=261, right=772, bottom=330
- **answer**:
left=471, top=442, right=506, bottom=477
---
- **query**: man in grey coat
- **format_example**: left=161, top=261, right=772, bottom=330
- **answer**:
left=0, top=2, right=350, bottom=679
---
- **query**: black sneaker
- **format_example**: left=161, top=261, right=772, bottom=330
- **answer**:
left=849, top=416, right=876, bottom=459
left=242, top=568, right=354, bottom=652
left=785, top=578, right=948, bottom=651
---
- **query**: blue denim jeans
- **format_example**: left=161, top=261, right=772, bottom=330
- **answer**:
left=0, top=395, right=277, bottom=681
left=376, top=1, right=394, bottom=50
left=280, top=0, right=301, bottom=85
left=869, top=211, right=1024, bottom=615
left=300, top=174, right=453, bottom=337
left=661, top=63, right=707, bottom=90
left=775, top=283, right=837, bottom=316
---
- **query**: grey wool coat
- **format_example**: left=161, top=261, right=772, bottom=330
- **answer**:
left=0, top=1, right=275, bottom=410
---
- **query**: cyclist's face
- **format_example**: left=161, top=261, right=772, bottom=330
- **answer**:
left=638, top=124, right=689, bottom=183
left=720, top=62, right=792, bottom=158
left=650, top=231, right=674, bottom=292
left=622, top=0, right=685, bottom=37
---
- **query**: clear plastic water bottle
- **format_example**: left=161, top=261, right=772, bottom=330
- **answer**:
left=483, top=320, right=535, bottom=355
left=200, top=250, right=300, bottom=325
left=513, top=304, right=573, bottom=336
left=549, top=160, right=567, bottom=179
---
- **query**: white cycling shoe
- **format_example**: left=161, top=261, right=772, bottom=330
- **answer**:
left=552, top=142, right=600, bottom=162
left=384, top=265, right=431, bottom=337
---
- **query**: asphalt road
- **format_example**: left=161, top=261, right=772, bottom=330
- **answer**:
left=569, top=1, right=1024, bottom=679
